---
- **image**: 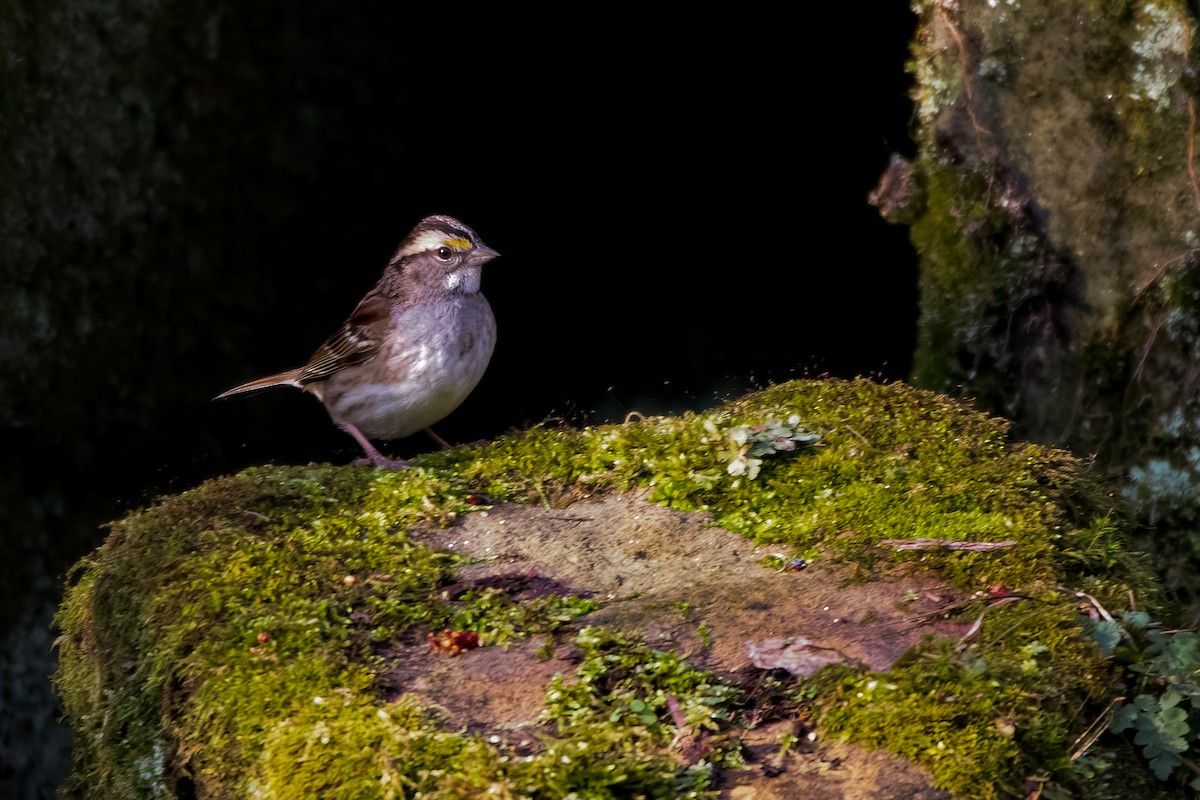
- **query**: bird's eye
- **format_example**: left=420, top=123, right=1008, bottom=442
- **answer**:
left=436, top=246, right=453, bottom=261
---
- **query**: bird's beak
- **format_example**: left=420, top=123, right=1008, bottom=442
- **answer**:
left=470, top=244, right=501, bottom=265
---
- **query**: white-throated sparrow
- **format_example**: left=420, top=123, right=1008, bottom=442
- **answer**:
left=217, top=214, right=499, bottom=468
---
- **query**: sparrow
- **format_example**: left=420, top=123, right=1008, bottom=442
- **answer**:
left=216, top=214, right=499, bottom=469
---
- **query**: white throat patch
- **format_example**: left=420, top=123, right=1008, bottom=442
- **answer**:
left=445, top=266, right=481, bottom=293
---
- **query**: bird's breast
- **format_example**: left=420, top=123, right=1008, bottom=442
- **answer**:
left=320, top=296, right=496, bottom=440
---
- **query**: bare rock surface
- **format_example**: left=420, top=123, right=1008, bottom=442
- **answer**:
left=404, top=493, right=962, bottom=797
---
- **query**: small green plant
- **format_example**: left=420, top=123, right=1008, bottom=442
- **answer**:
left=448, top=588, right=596, bottom=645
left=719, top=415, right=820, bottom=479
left=777, top=731, right=800, bottom=762
left=758, top=554, right=787, bottom=570
left=1104, top=612, right=1200, bottom=788
left=542, top=626, right=743, bottom=759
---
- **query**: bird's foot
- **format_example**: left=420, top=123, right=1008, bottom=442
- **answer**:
left=342, top=423, right=409, bottom=470
left=352, top=455, right=410, bottom=470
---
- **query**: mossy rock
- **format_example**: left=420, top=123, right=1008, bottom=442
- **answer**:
left=54, top=379, right=1171, bottom=799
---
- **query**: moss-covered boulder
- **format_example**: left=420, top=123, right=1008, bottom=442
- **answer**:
left=55, top=380, right=1173, bottom=799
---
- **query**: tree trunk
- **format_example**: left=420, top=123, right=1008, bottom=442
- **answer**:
left=880, top=0, right=1200, bottom=600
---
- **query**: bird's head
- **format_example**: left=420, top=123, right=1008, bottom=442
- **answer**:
left=390, top=215, right=500, bottom=296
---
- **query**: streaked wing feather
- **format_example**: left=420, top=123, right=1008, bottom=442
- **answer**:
left=297, top=294, right=389, bottom=383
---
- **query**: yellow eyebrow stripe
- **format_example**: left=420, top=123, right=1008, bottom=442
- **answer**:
left=444, top=237, right=470, bottom=249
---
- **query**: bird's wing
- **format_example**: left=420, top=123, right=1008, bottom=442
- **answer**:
left=297, top=293, right=390, bottom=383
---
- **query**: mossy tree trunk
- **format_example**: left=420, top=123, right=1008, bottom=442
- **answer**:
left=880, top=0, right=1200, bottom=598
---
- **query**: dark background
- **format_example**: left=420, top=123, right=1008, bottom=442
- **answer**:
left=2, top=6, right=918, bottom=798
left=188, top=12, right=921, bottom=481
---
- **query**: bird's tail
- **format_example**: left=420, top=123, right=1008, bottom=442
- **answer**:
left=215, top=369, right=304, bottom=400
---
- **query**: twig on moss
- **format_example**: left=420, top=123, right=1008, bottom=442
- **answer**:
left=841, top=424, right=874, bottom=449
left=960, top=608, right=988, bottom=642
left=957, top=595, right=1022, bottom=642
left=880, top=538, right=1017, bottom=551
left=1062, top=588, right=1132, bottom=638
left=1070, top=696, right=1122, bottom=761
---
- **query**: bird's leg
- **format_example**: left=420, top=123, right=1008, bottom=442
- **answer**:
left=423, top=427, right=453, bottom=450
left=341, top=423, right=409, bottom=469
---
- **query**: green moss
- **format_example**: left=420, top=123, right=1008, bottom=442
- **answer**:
left=542, top=626, right=743, bottom=746
left=904, top=155, right=1049, bottom=402
left=55, top=379, right=1164, bottom=799
left=441, top=380, right=1151, bottom=605
left=54, top=464, right=594, bottom=797
left=254, top=698, right=497, bottom=800
left=805, top=597, right=1122, bottom=798
left=515, top=625, right=744, bottom=798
